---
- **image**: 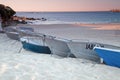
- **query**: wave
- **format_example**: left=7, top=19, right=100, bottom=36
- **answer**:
left=26, top=20, right=115, bottom=25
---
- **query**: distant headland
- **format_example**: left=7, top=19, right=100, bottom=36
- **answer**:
left=110, top=9, right=120, bottom=13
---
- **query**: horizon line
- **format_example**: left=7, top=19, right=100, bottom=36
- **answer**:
left=16, top=10, right=111, bottom=12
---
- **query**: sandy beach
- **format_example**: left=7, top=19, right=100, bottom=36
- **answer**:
left=0, top=23, right=120, bottom=80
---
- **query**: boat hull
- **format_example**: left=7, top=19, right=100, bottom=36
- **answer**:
left=22, top=41, right=51, bottom=54
left=67, top=41, right=100, bottom=62
left=45, top=38, right=71, bottom=57
left=6, top=32, right=19, bottom=40
left=94, top=47, right=120, bottom=68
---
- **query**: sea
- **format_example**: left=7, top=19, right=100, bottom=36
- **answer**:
left=16, top=12, right=120, bottom=25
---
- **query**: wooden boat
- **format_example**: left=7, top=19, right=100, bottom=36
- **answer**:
left=94, top=47, right=120, bottom=68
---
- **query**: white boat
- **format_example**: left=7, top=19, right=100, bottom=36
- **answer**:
left=67, top=40, right=101, bottom=62
left=4, top=27, right=34, bottom=40
left=45, top=37, right=72, bottom=57
left=6, top=31, right=20, bottom=40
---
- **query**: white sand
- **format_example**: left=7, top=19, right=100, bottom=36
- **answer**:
left=0, top=24, right=120, bottom=80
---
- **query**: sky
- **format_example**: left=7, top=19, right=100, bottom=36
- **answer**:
left=0, top=0, right=120, bottom=12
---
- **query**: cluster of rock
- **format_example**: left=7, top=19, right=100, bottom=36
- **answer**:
left=0, top=4, right=47, bottom=28
left=12, top=16, right=47, bottom=24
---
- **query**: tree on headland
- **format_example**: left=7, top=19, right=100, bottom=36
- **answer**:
left=0, top=4, right=16, bottom=27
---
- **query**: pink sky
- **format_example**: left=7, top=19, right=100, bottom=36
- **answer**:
left=0, top=0, right=120, bottom=12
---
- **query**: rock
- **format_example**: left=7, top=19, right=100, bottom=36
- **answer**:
left=41, top=18, right=47, bottom=21
left=0, top=4, right=16, bottom=27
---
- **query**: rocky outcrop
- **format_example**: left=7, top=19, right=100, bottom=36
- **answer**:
left=0, top=4, right=47, bottom=27
left=0, top=4, right=16, bottom=27
left=11, top=16, right=47, bottom=24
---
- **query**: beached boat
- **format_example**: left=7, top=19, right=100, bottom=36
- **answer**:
left=20, top=36, right=51, bottom=54
left=6, top=31, right=20, bottom=40
left=94, top=47, right=120, bottom=68
left=4, top=27, right=20, bottom=40
left=4, top=27, right=34, bottom=40
left=67, top=39, right=120, bottom=62
left=45, top=37, right=72, bottom=57
left=67, top=40, right=101, bottom=62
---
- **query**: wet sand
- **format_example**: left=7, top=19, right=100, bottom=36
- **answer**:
left=17, top=23, right=120, bottom=46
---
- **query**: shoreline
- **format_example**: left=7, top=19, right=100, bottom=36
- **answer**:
left=18, top=22, right=120, bottom=26
left=14, top=23, right=120, bottom=47
left=22, top=22, right=120, bottom=26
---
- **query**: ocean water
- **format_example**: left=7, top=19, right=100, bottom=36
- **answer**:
left=16, top=12, right=120, bottom=24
